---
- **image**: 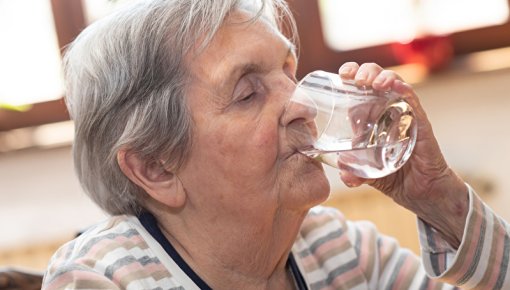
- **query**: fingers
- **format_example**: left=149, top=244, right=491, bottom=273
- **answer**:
left=339, top=62, right=359, bottom=79
left=339, top=169, right=367, bottom=188
left=373, top=70, right=403, bottom=91
left=338, top=62, right=403, bottom=91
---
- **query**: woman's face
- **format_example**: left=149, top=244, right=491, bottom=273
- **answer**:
left=178, top=11, right=330, bottom=223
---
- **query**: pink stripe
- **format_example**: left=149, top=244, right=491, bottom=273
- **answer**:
left=449, top=198, right=486, bottom=282
left=86, top=234, right=146, bottom=258
left=481, top=217, right=505, bottom=288
left=112, top=260, right=167, bottom=283
left=390, top=255, right=415, bottom=290
left=299, top=233, right=350, bottom=270
left=113, top=234, right=145, bottom=245
left=314, top=234, right=350, bottom=257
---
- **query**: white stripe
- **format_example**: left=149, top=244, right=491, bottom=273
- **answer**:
left=321, top=246, right=358, bottom=272
left=407, top=265, right=427, bottom=289
left=462, top=206, right=494, bottom=288
left=302, top=218, right=343, bottom=245
left=299, top=246, right=358, bottom=285
left=97, top=245, right=158, bottom=268
left=378, top=247, right=401, bottom=289
left=125, top=276, right=159, bottom=290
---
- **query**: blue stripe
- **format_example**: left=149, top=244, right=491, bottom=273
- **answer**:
left=424, top=224, right=441, bottom=276
left=308, top=229, right=343, bottom=254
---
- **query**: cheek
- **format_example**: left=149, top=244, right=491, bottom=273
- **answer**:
left=252, top=124, right=279, bottom=155
left=208, top=120, right=279, bottom=176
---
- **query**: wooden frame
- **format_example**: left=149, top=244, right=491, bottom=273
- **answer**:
left=1, top=0, right=509, bottom=131
left=287, top=0, right=510, bottom=78
left=0, top=0, right=85, bottom=131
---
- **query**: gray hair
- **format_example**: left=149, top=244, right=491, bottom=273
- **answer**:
left=63, top=0, right=297, bottom=215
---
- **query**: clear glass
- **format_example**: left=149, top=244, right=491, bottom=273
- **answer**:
left=285, top=71, right=417, bottom=178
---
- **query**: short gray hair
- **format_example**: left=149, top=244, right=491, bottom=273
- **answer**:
left=64, top=0, right=297, bottom=215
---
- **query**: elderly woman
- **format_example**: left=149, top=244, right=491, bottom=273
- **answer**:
left=43, top=0, right=509, bottom=289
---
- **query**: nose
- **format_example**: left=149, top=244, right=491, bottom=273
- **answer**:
left=280, top=86, right=318, bottom=127
left=280, top=83, right=320, bottom=150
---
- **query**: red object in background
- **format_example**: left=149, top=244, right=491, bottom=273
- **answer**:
left=391, top=35, right=454, bottom=71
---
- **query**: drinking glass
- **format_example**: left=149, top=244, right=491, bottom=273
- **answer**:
left=285, top=70, right=417, bottom=179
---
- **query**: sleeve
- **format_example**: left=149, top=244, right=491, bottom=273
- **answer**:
left=42, top=242, right=121, bottom=290
left=42, top=264, right=121, bottom=290
left=418, top=184, right=510, bottom=289
left=345, top=218, right=459, bottom=289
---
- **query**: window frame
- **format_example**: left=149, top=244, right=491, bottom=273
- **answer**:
left=0, top=0, right=85, bottom=131
left=1, top=0, right=509, bottom=131
left=288, top=0, right=510, bottom=78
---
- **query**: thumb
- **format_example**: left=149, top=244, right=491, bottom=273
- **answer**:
left=339, top=169, right=367, bottom=188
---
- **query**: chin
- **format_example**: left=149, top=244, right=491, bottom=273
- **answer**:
left=285, top=157, right=331, bottom=210
left=306, top=171, right=331, bottom=207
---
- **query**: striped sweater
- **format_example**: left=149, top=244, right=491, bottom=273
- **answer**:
left=43, top=186, right=509, bottom=289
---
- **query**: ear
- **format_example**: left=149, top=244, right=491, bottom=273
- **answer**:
left=117, top=149, right=186, bottom=208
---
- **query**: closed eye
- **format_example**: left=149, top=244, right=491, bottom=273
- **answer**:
left=239, top=92, right=257, bottom=103
left=235, top=76, right=264, bottom=105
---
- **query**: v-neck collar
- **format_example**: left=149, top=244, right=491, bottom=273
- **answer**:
left=137, top=211, right=308, bottom=290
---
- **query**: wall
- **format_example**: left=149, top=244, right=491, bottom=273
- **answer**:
left=0, top=146, right=105, bottom=249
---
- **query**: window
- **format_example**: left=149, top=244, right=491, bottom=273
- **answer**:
left=1, top=0, right=510, bottom=131
left=319, top=0, right=509, bottom=51
left=288, top=0, right=510, bottom=78
left=0, top=0, right=64, bottom=107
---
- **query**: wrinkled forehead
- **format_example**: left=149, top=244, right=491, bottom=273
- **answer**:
left=184, top=9, right=294, bottom=84
left=186, top=9, right=291, bottom=61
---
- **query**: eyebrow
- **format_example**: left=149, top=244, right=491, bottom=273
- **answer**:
left=220, top=45, right=296, bottom=94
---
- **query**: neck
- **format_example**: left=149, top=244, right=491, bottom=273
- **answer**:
left=150, top=204, right=307, bottom=289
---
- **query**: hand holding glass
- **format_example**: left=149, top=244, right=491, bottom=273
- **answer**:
left=285, top=71, right=417, bottom=179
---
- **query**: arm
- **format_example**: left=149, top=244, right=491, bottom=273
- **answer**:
left=345, top=217, right=459, bottom=289
left=295, top=207, right=457, bottom=289
left=337, top=61, right=469, bottom=249
left=346, top=187, right=510, bottom=290
left=335, top=62, right=510, bottom=288
left=419, top=185, right=510, bottom=289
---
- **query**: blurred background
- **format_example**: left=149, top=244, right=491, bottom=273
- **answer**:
left=1, top=0, right=509, bottom=271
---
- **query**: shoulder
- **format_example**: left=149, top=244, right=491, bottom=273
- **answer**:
left=296, top=206, right=351, bottom=251
left=49, top=215, right=144, bottom=264
left=300, top=205, right=348, bottom=236
left=297, top=205, right=381, bottom=254
left=43, top=215, right=171, bottom=289
left=294, top=206, right=370, bottom=287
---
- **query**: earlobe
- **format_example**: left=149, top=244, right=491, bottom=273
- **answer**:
left=117, top=149, right=186, bottom=208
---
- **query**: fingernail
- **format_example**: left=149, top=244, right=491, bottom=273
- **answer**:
left=340, top=67, right=352, bottom=75
left=355, top=71, right=367, bottom=81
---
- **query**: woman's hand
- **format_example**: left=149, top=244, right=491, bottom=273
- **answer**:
left=337, top=62, right=469, bottom=248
